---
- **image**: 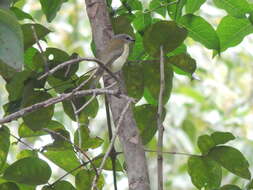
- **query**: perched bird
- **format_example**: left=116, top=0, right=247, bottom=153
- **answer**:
left=91, top=34, right=135, bottom=87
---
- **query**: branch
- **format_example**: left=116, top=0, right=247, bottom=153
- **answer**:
left=157, top=46, right=165, bottom=190
left=144, top=149, right=198, bottom=157
left=91, top=99, right=133, bottom=190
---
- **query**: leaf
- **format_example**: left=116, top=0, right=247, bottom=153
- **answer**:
left=167, top=0, right=187, bottom=21
left=132, top=11, right=152, bottom=33
left=181, top=119, right=196, bottom=142
left=213, top=0, right=252, bottom=18
left=216, top=16, right=253, bottom=52
left=188, top=156, right=222, bottom=189
left=24, top=47, right=43, bottom=71
left=197, top=135, right=216, bottom=155
left=22, top=91, right=55, bottom=131
left=3, top=157, right=51, bottom=185
left=134, top=104, right=160, bottom=145
left=143, top=61, right=174, bottom=103
left=167, top=43, right=187, bottom=57
left=16, top=150, right=38, bottom=160
left=208, top=146, right=251, bottom=179
left=3, top=99, right=22, bottom=116
left=143, top=20, right=187, bottom=57
left=21, top=23, right=50, bottom=50
left=185, top=0, right=206, bottom=13
left=0, top=182, right=19, bottom=190
left=42, top=180, right=76, bottom=190
left=111, top=15, right=134, bottom=37
left=211, top=131, right=235, bottom=145
left=123, top=62, right=144, bottom=100
left=40, top=0, right=67, bottom=22
left=93, top=155, right=123, bottom=171
left=10, top=7, right=33, bottom=20
left=179, top=14, right=220, bottom=51
left=0, top=126, right=10, bottom=170
left=75, top=170, right=104, bottom=190
left=0, top=8, right=23, bottom=71
left=220, top=184, right=242, bottom=190
left=127, top=0, right=142, bottom=10
left=74, top=126, right=103, bottom=150
left=149, top=0, right=167, bottom=17
left=167, top=53, right=196, bottom=76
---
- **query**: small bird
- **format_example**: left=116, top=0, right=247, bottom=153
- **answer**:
left=91, top=34, right=135, bottom=87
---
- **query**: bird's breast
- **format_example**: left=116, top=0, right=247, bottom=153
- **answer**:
left=110, top=44, right=129, bottom=73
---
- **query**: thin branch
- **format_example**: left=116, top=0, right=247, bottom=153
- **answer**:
left=0, top=88, right=119, bottom=124
left=31, top=25, right=49, bottom=72
left=10, top=133, right=37, bottom=151
left=144, top=149, right=199, bottom=157
left=91, top=99, right=133, bottom=190
left=157, top=46, right=165, bottom=190
left=75, top=92, right=96, bottom=114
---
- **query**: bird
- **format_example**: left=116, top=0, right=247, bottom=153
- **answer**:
left=90, top=34, right=135, bottom=87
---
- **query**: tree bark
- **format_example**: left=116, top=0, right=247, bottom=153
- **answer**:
left=84, top=0, right=150, bottom=189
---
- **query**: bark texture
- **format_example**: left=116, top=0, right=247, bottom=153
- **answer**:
left=84, top=0, right=150, bottom=189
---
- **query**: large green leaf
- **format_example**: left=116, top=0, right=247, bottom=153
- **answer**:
left=0, top=8, right=23, bottom=72
left=185, top=0, right=206, bottom=13
left=0, top=182, right=19, bottom=190
left=10, top=7, right=33, bottom=20
left=75, top=170, right=104, bottom=190
left=211, top=131, right=235, bottom=145
left=197, top=135, right=216, bottom=155
left=0, top=126, right=10, bottom=170
left=188, top=156, right=222, bottom=189
left=22, top=91, right=55, bottom=131
left=21, top=23, right=50, bottom=50
left=143, top=20, right=187, bottom=57
left=208, top=146, right=251, bottom=179
left=40, top=0, right=67, bottom=22
left=42, top=180, right=76, bottom=190
left=213, top=0, right=252, bottom=18
left=216, top=16, right=253, bottom=52
left=179, top=14, right=220, bottom=51
left=3, top=157, right=51, bottom=185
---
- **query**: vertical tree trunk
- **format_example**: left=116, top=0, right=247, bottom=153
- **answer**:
left=84, top=0, right=150, bottom=189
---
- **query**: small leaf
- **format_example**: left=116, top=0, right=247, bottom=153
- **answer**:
left=93, top=155, right=123, bottom=171
left=0, top=126, right=10, bottom=170
left=132, top=11, right=152, bottom=33
left=143, top=20, right=187, bottom=57
left=0, top=182, right=19, bottom=190
left=22, top=91, right=55, bottom=131
left=208, top=146, right=251, bottom=179
left=149, top=0, right=167, bottom=17
left=211, top=131, right=235, bottom=145
left=75, top=170, right=104, bottom=190
left=188, top=156, right=222, bottom=189
left=127, top=0, right=142, bottom=10
left=213, top=0, right=252, bottom=18
left=40, top=0, right=67, bottom=22
left=185, top=0, right=206, bottom=13
left=220, top=184, right=242, bottom=190
left=0, top=8, right=23, bottom=71
left=10, top=7, right=33, bottom=20
left=197, top=135, right=216, bottom=155
left=16, top=150, right=38, bottom=160
left=3, top=157, right=51, bottom=185
left=111, top=15, right=134, bottom=37
left=167, top=0, right=187, bottom=21
left=21, top=23, right=50, bottom=50
left=216, top=16, right=253, bottom=52
left=179, top=14, right=219, bottom=51
left=42, top=180, right=76, bottom=190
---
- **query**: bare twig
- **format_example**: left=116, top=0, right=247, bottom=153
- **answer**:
left=157, top=46, right=165, bottom=190
left=144, top=149, right=198, bottom=157
left=91, top=100, right=133, bottom=190
left=0, top=88, right=120, bottom=124
left=75, top=92, right=96, bottom=114
left=31, top=25, right=49, bottom=72
left=10, top=133, right=37, bottom=151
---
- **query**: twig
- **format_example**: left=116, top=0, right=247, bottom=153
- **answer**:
left=31, top=25, right=49, bottom=72
left=91, top=99, right=133, bottom=190
left=157, top=46, right=165, bottom=190
left=144, top=0, right=179, bottom=13
left=0, top=89, right=119, bottom=124
left=144, top=149, right=199, bottom=157
left=75, top=92, right=96, bottom=114
left=10, top=133, right=37, bottom=151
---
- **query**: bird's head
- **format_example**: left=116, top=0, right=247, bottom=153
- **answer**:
left=113, top=34, right=135, bottom=44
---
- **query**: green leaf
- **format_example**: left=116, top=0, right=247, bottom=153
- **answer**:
left=93, top=155, right=123, bottom=171
left=143, top=20, right=187, bottom=57
left=3, top=157, right=51, bottom=185
left=21, top=23, right=50, bottom=50
left=216, top=16, right=253, bottom=52
left=197, top=135, right=216, bottom=155
left=134, top=104, right=161, bottom=145
left=3, top=100, right=22, bottom=116
left=22, top=91, right=55, bottom=131
left=123, top=62, right=144, bottom=100
left=46, top=129, right=72, bottom=150
left=213, top=0, right=252, bottom=18
left=181, top=119, right=196, bottom=142
left=111, top=15, right=135, bottom=37
left=132, top=11, right=152, bottom=33
left=167, top=43, right=187, bottom=57
left=10, top=7, right=33, bottom=20
left=74, top=126, right=103, bottom=150
left=143, top=61, right=174, bottom=103
left=127, top=0, right=142, bottom=10
left=188, top=156, right=222, bottom=189
left=143, top=87, right=158, bottom=105
left=149, top=0, right=167, bottom=17
left=75, top=170, right=104, bottom=190
left=167, top=0, right=187, bottom=21
left=185, top=0, right=206, bottom=13
left=208, top=146, right=251, bottom=179
left=179, top=14, right=220, bottom=51
left=42, top=180, right=76, bottom=190
left=0, top=8, right=23, bottom=71
left=0, top=182, right=19, bottom=190
left=40, top=0, right=67, bottom=22
left=211, top=131, right=235, bottom=145
left=0, top=126, right=10, bottom=170
left=16, top=150, right=38, bottom=160
left=24, top=48, right=41, bottom=71
left=220, top=184, right=242, bottom=190
left=167, top=53, right=196, bottom=76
